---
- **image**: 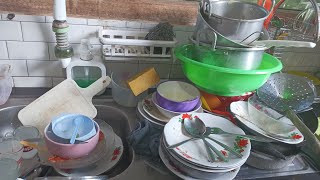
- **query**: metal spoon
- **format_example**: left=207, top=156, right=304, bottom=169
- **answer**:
left=207, top=127, right=274, bottom=142
left=183, top=117, right=228, bottom=162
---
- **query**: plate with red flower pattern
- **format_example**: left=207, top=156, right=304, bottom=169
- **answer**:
left=54, top=120, right=123, bottom=176
left=163, top=113, right=251, bottom=169
left=230, top=101, right=304, bottom=145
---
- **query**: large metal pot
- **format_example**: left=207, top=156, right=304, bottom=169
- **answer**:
left=190, top=34, right=268, bottom=70
left=193, top=6, right=250, bottom=48
left=202, top=0, right=271, bottom=44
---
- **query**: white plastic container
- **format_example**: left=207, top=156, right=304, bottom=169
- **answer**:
left=111, top=72, right=147, bottom=107
left=13, top=126, right=40, bottom=159
left=0, top=64, right=13, bottom=105
left=99, top=27, right=177, bottom=60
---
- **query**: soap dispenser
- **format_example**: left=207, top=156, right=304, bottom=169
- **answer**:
left=66, top=39, right=107, bottom=94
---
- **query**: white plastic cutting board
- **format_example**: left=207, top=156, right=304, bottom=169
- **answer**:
left=18, top=76, right=111, bottom=134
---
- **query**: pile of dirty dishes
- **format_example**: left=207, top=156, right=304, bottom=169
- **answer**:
left=230, top=96, right=304, bottom=145
left=38, top=115, right=124, bottom=176
left=160, top=113, right=251, bottom=180
left=136, top=81, right=203, bottom=128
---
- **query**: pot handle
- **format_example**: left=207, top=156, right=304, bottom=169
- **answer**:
left=201, top=0, right=212, bottom=16
left=192, top=29, right=217, bottom=50
left=240, top=31, right=263, bottom=44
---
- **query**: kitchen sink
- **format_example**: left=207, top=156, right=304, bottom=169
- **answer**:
left=1, top=89, right=320, bottom=180
left=40, top=105, right=135, bottom=178
left=0, top=97, right=136, bottom=179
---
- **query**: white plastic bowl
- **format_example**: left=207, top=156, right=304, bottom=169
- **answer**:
left=152, top=93, right=202, bottom=118
left=248, top=95, right=296, bottom=134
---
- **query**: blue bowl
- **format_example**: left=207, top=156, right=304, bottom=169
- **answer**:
left=51, top=114, right=96, bottom=141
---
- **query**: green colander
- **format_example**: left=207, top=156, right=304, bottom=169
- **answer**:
left=174, top=44, right=283, bottom=96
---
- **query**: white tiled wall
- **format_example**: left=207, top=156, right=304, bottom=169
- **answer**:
left=0, top=13, right=319, bottom=88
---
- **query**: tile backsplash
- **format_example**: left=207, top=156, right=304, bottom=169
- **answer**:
left=0, top=13, right=320, bottom=88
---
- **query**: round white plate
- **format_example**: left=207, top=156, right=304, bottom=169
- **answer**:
left=162, top=136, right=236, bottom=173
left=164, top=113, right=251, bottom=169
left=230, top=101, right=304, bottom=145
left=142, top=94, right=170, bottom=123
left=137, top=101, right=165, bottom=127
left=54, top=123, right=123, bottom=176
left=159, top=141, right=240, bottom=180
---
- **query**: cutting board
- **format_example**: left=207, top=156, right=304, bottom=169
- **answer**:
left=18, top=76, right=111, bottom=134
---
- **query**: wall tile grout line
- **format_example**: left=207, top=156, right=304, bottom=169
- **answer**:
left=47, top=43, right=51, bottom=60
left=26, top=60, right=30, bottom=76
left=19, top=21, right=24, bottom=41
left=4, top=41, right=9, bottom=59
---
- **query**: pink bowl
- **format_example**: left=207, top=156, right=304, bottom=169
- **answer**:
left=44, top=121, right=100, bottom=159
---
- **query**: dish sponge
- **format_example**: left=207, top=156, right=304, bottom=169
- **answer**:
left=126, top=67, right=160, bottom=96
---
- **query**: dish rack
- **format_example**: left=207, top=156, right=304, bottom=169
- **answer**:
left=267, top=5, right=319, bottom=60
left=98, top=27, right=177, bottom=61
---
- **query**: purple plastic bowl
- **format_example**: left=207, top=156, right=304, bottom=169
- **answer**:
left=156, top=81, right=200, bottom=112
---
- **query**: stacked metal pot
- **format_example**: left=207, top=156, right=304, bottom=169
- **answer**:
left=191, top=0, right=275, bottom=70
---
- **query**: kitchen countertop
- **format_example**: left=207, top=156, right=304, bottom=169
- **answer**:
left=2, top=88, right=320, bottom=180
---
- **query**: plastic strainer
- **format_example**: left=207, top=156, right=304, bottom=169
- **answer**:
left=257, top=73, right=316, bottom=112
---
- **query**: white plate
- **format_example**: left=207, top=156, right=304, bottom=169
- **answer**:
left=159, top=140, right=240, bottom=180
left=164, top=113, right=251, bottom=169
left=230, top=101, right=304, bottom=145
left=55, top=133, right=123, bottom=176
left=162, top=136, right=236, bottom=173
left=138, top=101, right=165, bottom=127
left=142, top=94, right=170, bottom=123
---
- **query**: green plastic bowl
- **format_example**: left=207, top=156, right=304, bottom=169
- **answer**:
left=174, top=44, right=283, bottom=96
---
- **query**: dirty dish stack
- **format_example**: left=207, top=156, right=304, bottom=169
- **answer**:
left=38, top=115, right=124, bottom=176
left=160, top=113, right=251, bottom=179
left=175, top=0, right=283, bottom=97
left=136, top=81, right=204, bottom=128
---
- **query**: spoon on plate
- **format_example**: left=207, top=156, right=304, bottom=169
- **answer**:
left=183, top=116, right=228, bottom=162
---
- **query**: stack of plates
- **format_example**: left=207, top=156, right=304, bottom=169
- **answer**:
left=39, top=119, right=124, bottom=176
left=136, top=93, right=204, bottom=128
left=230, top=101, right=304, bottom=144
left=160, top=113, right=251, bottom=180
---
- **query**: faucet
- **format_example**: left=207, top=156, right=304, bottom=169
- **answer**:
left=52, top=0, right=74, bottom=68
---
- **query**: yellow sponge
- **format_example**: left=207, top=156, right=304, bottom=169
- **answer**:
left=126, top=67, right=160, bottom=96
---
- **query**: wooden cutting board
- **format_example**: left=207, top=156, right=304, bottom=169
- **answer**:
left=18, top=76, right=111, bottom=134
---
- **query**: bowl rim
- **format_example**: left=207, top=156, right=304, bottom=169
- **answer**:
left=247, top=96, right=295, bottom=128
left=156, top=81, right=200, bottom=103
left=51, top=114, right=96, bottom=140
left=174, top=44, right=283, bottom=75
left=44, top=121, right=100, bottom=146
left=152, top=92, right=202, bottom=114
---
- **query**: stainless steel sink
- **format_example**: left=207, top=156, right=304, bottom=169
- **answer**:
left=41, top=105, right=135, bottom=178
left=2, top=89, right=320, bottom=180
left=0, top=97, right=136, bottom=179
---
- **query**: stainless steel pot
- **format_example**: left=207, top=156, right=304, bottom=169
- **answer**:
left=193, top=6, right=250, bottom=48
left=190, top=34, right=268, bottom=70
left=202, top=0, right=272, bottom=44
